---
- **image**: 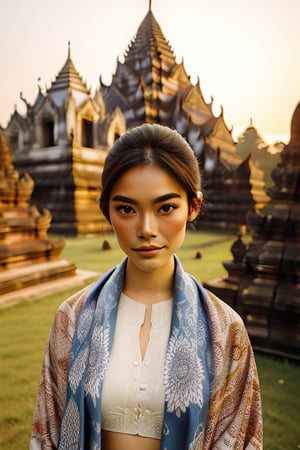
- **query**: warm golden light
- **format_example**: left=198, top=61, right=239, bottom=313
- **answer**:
left=0, top=0, right=299, bottom=143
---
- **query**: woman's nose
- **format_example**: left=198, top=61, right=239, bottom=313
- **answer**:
left=137, top=213, right=158, bottom=238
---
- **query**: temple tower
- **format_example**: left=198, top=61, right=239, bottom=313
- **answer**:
left=100, top=5, right=268, bottom=229
left=204, top=101, right=300, bottom=358
left=6, top=44, right=126, bottom=235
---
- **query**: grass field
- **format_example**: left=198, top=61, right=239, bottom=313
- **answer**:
left=0, top=230, right=299, bottom=449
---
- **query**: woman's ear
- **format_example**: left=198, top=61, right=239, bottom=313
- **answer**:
left=188, top=191, right=203, bottom=222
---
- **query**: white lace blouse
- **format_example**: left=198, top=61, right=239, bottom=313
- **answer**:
left=101, top=292, right=173, bottom=439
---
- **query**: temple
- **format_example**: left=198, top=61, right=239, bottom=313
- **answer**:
left=236, top=119, right=281, bottom=187
left=0, top=127, right=76, bottom=296
left=204, top=101, right=300, bottom=358
left=6, top=43, right=126, bottom=235
left=99, top=7, right=270, bottom=227
left=5, top=6, right=268, bottom=233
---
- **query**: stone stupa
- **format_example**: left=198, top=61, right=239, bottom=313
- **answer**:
left=0, top=127, right=76, bottom=296
left=204, top=101, right=300, bottom=359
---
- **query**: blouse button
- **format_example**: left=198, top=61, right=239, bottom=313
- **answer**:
left=133, top=361, right=139, bottom=367
left=139, top=383, right=146, bottom=390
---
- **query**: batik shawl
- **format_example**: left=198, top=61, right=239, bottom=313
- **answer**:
left=31, top=257, right=262, bottom=449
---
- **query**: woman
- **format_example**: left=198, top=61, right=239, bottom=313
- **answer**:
left=31, top=124, right=262, bottom=449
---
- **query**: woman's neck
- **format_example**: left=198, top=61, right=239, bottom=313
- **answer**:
left=123, top=258, right=175, bottom=304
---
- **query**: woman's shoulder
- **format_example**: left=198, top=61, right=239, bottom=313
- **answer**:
left=60, top=283, right=94, bottom=310
left=200, top=286, right=252, bottom=351
left=53, top=282, right=96, bottom=329
left=53, top=263, right=119, bottom=325
left=192, top=277, right=245, bottom=334
left=203, top=287, right=243, bottom=324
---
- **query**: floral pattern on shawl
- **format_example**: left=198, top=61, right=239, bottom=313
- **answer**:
left=164, top=332, right=205, bottom=417
left=31, top=257, right=263, bottom=450
left=56, top=257, right=211, bottom=449
left=163, top=273, right=208, bottom=419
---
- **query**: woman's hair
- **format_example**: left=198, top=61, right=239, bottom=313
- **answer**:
left=99, top=123, right=201, bottom=222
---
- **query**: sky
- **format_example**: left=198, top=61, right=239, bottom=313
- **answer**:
left=1, top=0, right=300, bottom=144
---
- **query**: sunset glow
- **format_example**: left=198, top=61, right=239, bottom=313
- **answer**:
left=1, top=0, right=299, bottom=144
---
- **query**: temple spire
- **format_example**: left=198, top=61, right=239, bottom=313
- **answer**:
left=68, top=40, right=71, bottom=59
left=149, top=0, right=152, bottom=11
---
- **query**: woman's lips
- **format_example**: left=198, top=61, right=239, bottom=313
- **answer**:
left=134, top=245, right=164, bottom=257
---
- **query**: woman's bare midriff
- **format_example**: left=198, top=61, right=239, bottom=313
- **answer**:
left=101, top=430, right=161, bottom=450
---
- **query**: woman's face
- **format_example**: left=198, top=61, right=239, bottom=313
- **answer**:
left=109, top=164, right=196, bottom=276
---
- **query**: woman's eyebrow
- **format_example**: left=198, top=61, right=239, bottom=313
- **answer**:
left=111, top=195, right=138, bottom=204
left=111, top=193, right=182, bottom=204
left=153, top=193, right=182, bottom=203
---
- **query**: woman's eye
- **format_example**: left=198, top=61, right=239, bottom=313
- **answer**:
left=117, top=205, right=135, bottom=215
left=160, top=204, right=176, bottom=213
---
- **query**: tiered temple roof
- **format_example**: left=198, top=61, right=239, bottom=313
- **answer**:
left=100, top=7, right=217, bottom=137
left=204, top=101, right=300, bottom=358
left=0, top=128, right=76, bottom=295
left=47, top=43, right=90, bottom=102
left=100, top=5, right=267, bottom=228
left=5, top=45, right=125, bottom=235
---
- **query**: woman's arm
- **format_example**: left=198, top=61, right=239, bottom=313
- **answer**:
left=203, top=290, right=263, bottom=449
left=30, top=286, right=90, bottom=449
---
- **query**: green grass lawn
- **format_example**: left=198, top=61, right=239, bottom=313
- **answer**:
left=0, top=230, right=299, bottom=449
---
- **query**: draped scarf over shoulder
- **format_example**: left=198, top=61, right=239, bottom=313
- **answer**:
left=31, top=257, right=262, bottom=449
left=58, top=257, right=212, bottom=450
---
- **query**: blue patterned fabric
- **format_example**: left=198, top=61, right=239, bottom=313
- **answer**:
left=58, top=256, right=212, bottom=450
